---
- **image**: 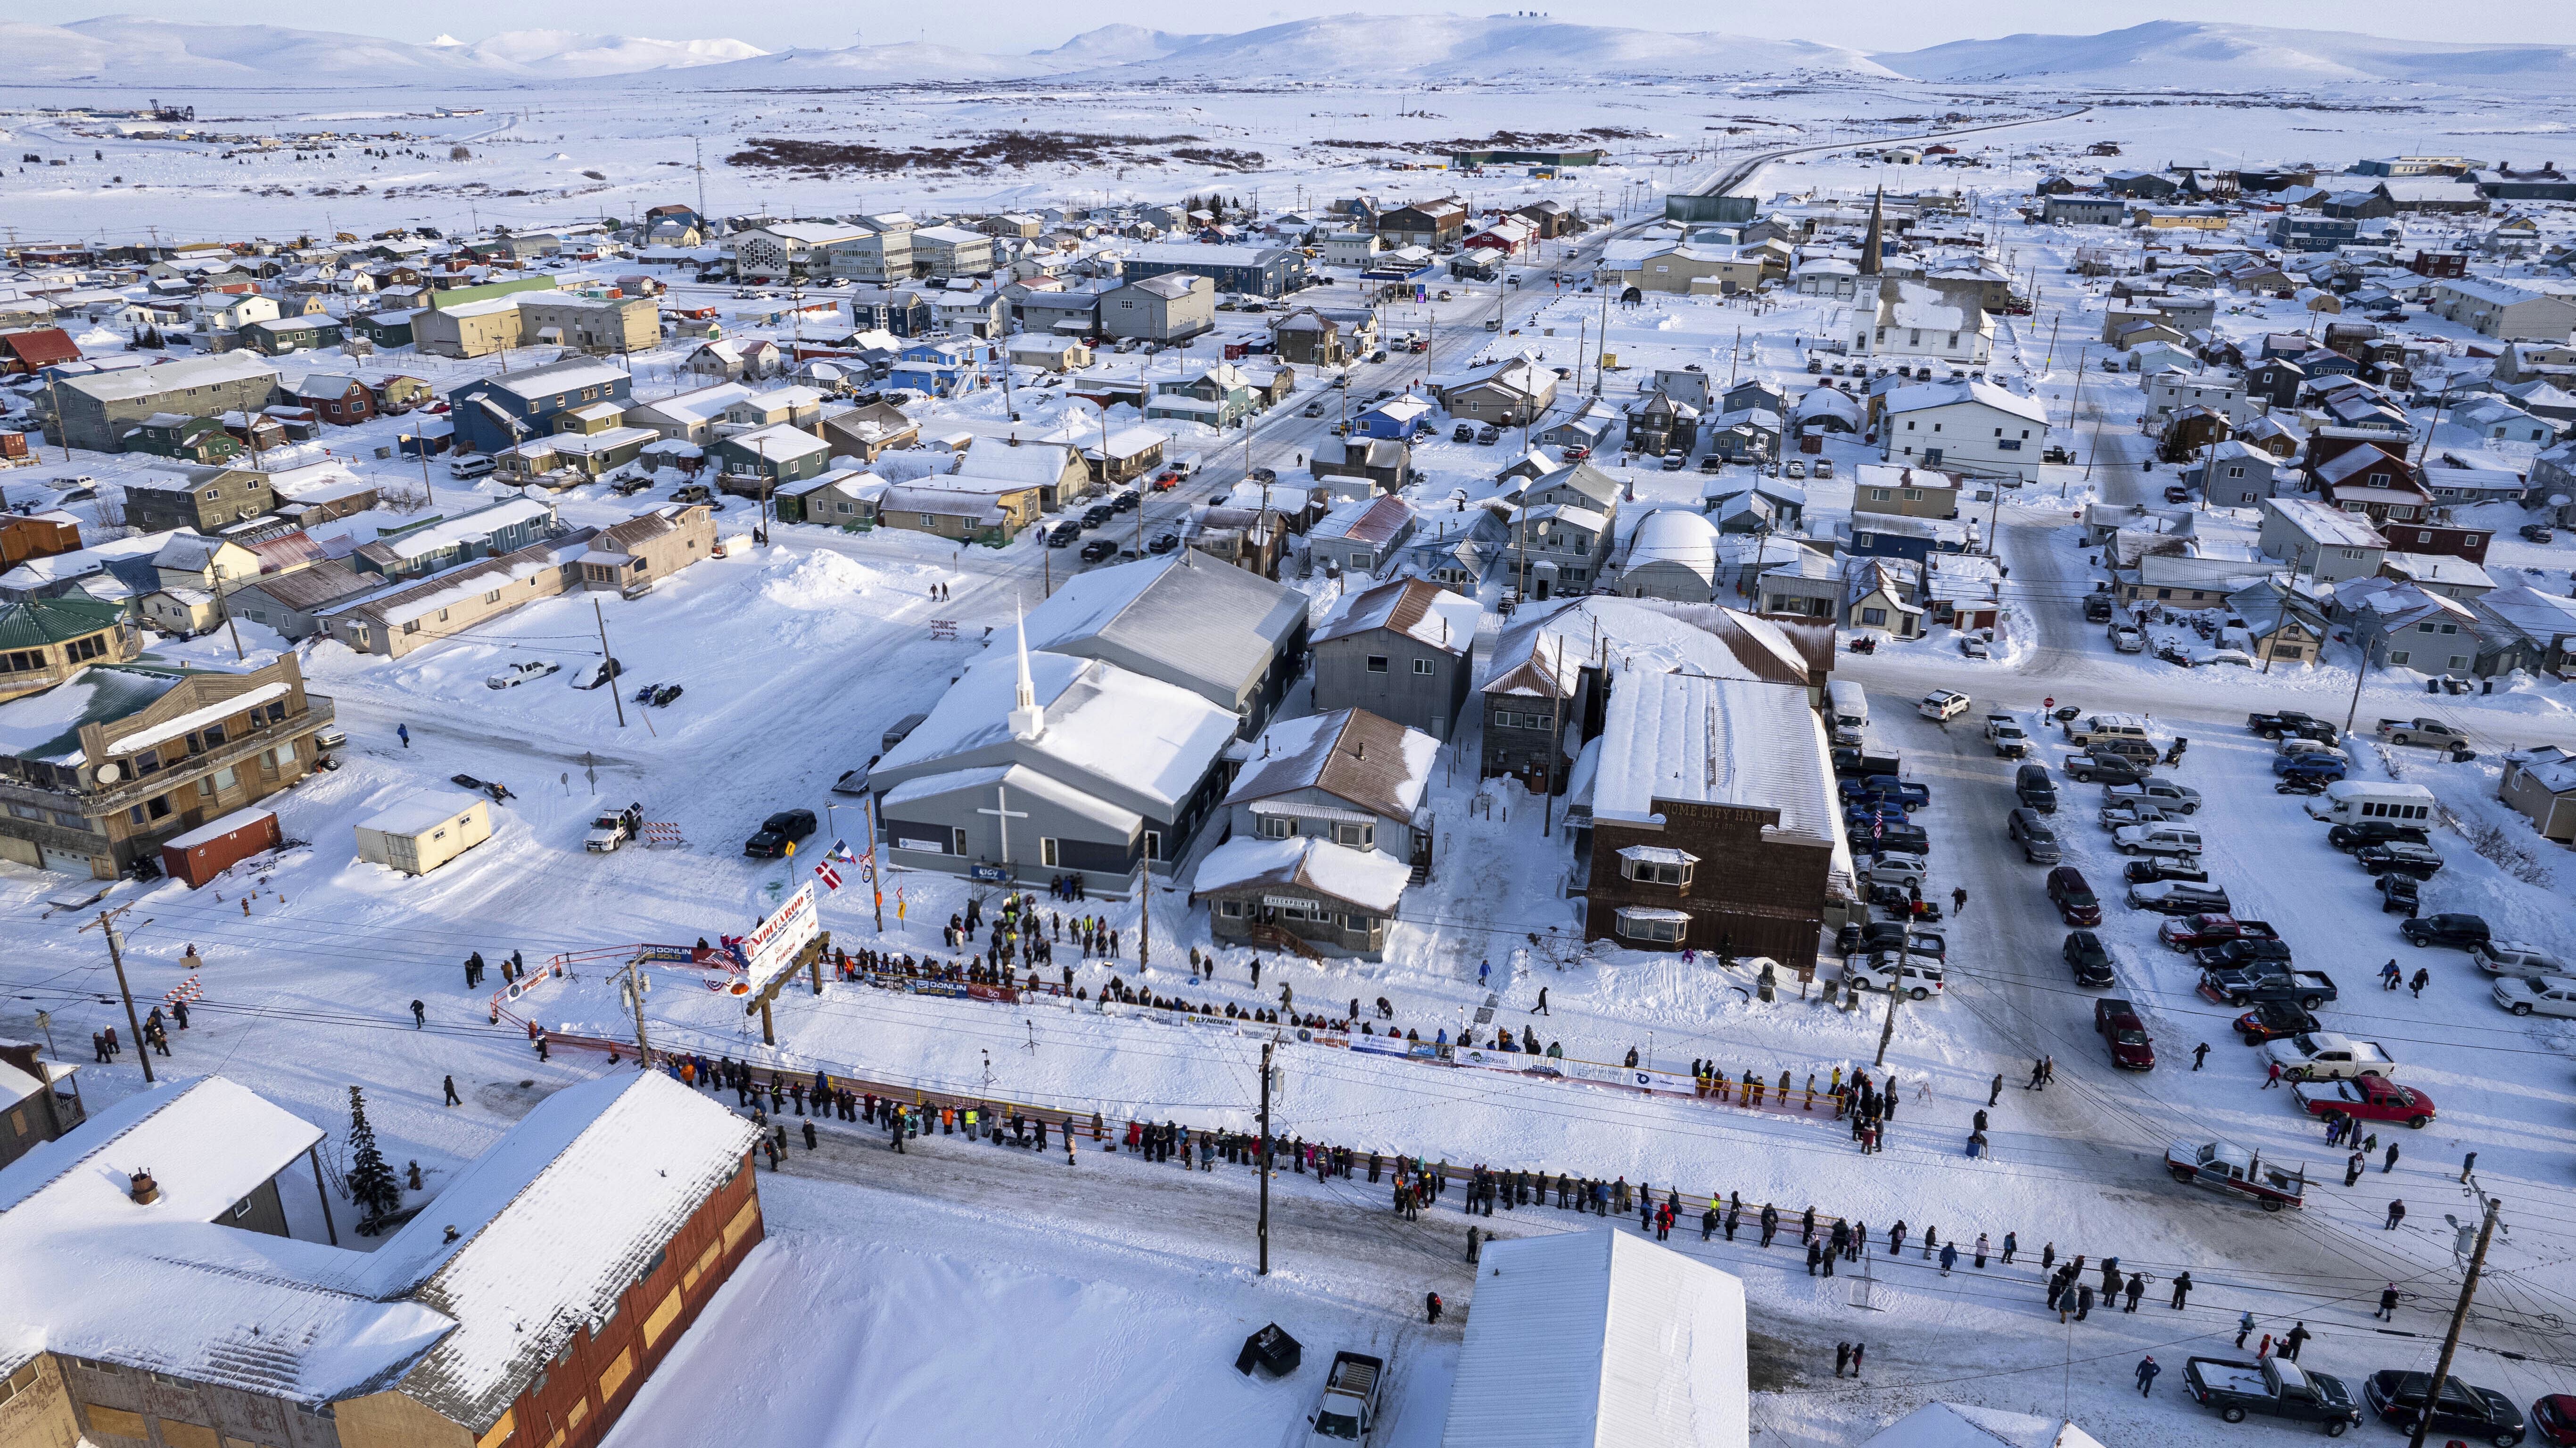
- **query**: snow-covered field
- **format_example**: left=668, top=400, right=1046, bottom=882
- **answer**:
left=10, top=17, right=2576, bottom=1440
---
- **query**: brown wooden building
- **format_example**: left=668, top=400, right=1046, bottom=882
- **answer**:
left=1581, top=670, right=1842, bottom=967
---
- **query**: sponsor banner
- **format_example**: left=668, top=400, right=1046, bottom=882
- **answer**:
left=965, top=983, right=1019, bottom=1004
left=896, top=838, right=946, bottom=854
left=740, top=883, right=822, bottom=998
left=1352, top=1034, right=1411, bottom=1058
left=909, top=981, right=971, bottom=1000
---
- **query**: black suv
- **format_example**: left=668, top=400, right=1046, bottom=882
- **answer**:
left=743, top=809, right=817, bottom=859
left=2328, top=820, right=2430, bottom=852
left=2358, top=841, right=2445, bottom=879
left=2402, top=913, right=2490, bottom=950
left=2362, top=1371, right=2525, bottom=1446
left=2062, top=931, right=2115, bottom=987
left=2192, top=938, right=2294, bottom=973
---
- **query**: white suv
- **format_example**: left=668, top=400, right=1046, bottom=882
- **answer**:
left=1918, top=689, right=1972, bottom=722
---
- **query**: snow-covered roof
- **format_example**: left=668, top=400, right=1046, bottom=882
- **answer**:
left=365, top=498, right=555, bottom=561
left=1592, top=668, right=1836, bottom=846
left=1861, top=1402, right=2106, bottom=1448
left=471, top=357, right=630, bottom=403
left=1021, top=554, right=1305, bottom=710
left=1439, top=1228, right=1748, bottom=1448
left=1314, top=577, right=1479, bottom=654
left=875, top=649, right=1237, bottom=817
left=0, top=1076, right=455, bottom=1402
left=1190, top=835, right=1411, bottom=914
left=1311, top=494, right=1416, bottom=548
left=1625, top=507, right=1721, bottom=576
left=1881, top=378, right=2048, bottom=426
left=2265, top=495, right=2388, bottom=549
left=1225, top=708, right=1437, bottom=822
left=58, top=350, right=279, bottom=403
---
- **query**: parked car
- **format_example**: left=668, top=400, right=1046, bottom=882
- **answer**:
left=1452, top=423, right=1475, bottom=443
left=2007, top=807, right=2061, bottom=863
left=2403, top=913, right=2491, bottom=950
left=2293, top=1076, right=2435, bottom=1128
left=2328, top=820, right=2428, bottom=852
left=2183, top=1355, right=2360, bottom=1431
left=2047, top=866, right=2101, bottom=926
left=2357, top=841, right=2444, bottom=879
left=2192, top=938, right=2295, bottom=974
left=2063, top=931, right=2116, bottom=987
left=2084, top=594, right=2116, bottom=624
left=2272, top=753, right=2348, bottom=783
left=2160, top=915, right=2278, bottom=951
left=1849, top=949, right=1945, bottom=1000
left=1986, top=715, right=2030, bottom=757
left=2493, top=976, right=2576, bottom=1018
left=2361, top=1371, right=2523, bottom=1445
left=1958, top=634, right=1990, bottom=658
left=584, top=802, right=644, bottom=853
left=1307, top=1350, right=1387, bottom=1444
left=571, top=657, right=625, bottom=690
left=1147, top=532, right=1180, bottom=554
left=2520, top=523, right=2555, bottom=545
left=2472, top=942, right=2571, bottom=979
left=1048, top=522, right=1082, bottom=547
left=832, top=766, right=872, bottom=796
left=486, top=659, right=560, bottom=689
left=2096, top=997, right=2155, bottom=1070
left=2235, top=1000, right=2321, bottom=1045
left=312, top=726, right=348, bottom=752
left=2377, top=874, right=2421, bottom=915
left=2114, top=823, right=2204, bottom=857
left=1840, top=778, right=1929, bottom=811
left=2105, top=779, right=2202, bottom=814
left=2532, top=1394, right=2576, bottom=1447
left=2129, top=880, right=2233, bottom=915
left=2064, top=751, right=2153, bottom=785
left=1475, top=425, right=1501, bottom=445
left=2248, top=710, right=2339, bottom=744
left=1862, top=852, right=1926, bottom=890
left=2125, top=856, right=2209, bottom=885
left=449, top=455, right=497, bottom=479
left=2263, top=1032, right=2394, bottom=1081
left=1080, top=539, right=1119, bottom=563
left=743, top=808, right=818, bottom=859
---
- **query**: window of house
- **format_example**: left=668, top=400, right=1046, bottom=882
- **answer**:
left=1861, top=607, right=1888, bottom=626
left=1622, top=857, right=1693, bottom=886
left=1366, top=655, right=1389, bottom=673
left=211, top=766, right=237, bottom=795
left=1412, top=658, right=1435, bottom=675
left=1614, top=909, right=1685, bottom=944
left=147, top=796, right=171, bottom=820
left=2389, top=650, right=2411, bottom=665
left=1332, top=822, right=1375, bottom=850
left=1257, top=816, right=1294, bottom=840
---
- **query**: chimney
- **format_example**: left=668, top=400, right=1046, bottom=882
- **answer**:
left=444, top=1225, right=460, bottom=1243
left=129, top=1169, right=160, bottom=1206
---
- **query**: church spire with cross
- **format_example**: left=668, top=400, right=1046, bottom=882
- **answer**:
left=1859, top=185, right=1885, bottom=278
left=1007, top=603, right=1046, bottom=742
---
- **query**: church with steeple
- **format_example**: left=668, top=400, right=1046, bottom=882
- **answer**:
left=1844, top=186, right=1998, bottom=368
left=864, top=601, right=1243, bottom=892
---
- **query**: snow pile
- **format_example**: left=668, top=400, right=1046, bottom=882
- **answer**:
left=757, top=549, right=894, bottom=612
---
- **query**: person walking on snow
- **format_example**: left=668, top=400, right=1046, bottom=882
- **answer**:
left=1424, top=1292, right=1443, bottom=1325
left=1988, top=1073, right=2002, bottom=1106
left=2170, top=1272, right=2193, bottom=1309
left=1939, top=1242, right=1957, bottom=1276
left=2384, top=1142, right=2401, bottom=1173
left=443, top=1075, right=461, bottom=1106
left=2192, top=1041, right=2209, bottom=1070
left=2281, top=1323, right=2310, bottom=1362
left=2236, top=1311, right=2257, bottom=1348
left=410, top=999, right=425, bottom=1028
left=2381, top=958, right=2403, bottom=990
left=2377, top=1284, right=2401, bottom=1320
left=2124, top=1273, right=2145, bottom=1312
left=2136, top=1357, right=2161, bottom=1397
left=397, top=723, right=409, bottom=749
left=1951, top=886, right=1967, bottom=917
left=2263, top=1059, right=2284, bottom=1088
left=1834, top=1342, right=1851, bottom=1377
left=2409, top=967, right=2430, bottom=998
left=2385, top=1199, right=2406, bottom=1229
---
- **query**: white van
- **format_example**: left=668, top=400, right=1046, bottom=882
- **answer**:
left=2301, top=780, right=2437, bottom=827
left=1827, top=680, right=1869, bottom=744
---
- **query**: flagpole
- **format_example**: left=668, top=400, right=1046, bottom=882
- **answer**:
left=864, top=804, right=885, bottom=932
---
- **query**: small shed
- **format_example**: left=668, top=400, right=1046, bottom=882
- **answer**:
left=159, top=806, right=281, bottom=888
left=355, top=791, right=493, bottom=876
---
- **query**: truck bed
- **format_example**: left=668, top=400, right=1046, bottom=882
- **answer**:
left=2193, top=1360, right=2271, bottom=1397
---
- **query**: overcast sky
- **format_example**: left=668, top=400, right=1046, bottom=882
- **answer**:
left=19, top=0, right=2576, bottom=55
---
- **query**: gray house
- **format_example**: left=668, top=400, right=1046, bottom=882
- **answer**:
left=1509, top=461, right=1623, bottom=601
left=43, top=352, right=282, bottom=453
left=1311, top=577, right=1481, bottom=740
left=2192, top=440, right=2287, bottom=509
left=1098, top=273, right=1216, bottom=344
left=1022, top=554, right=1308, bottom=738
left=1308, top=494, right=1418, bottom=577
left=1191, top=708, right=1437, bottom=958
left=870, top=633, right=1240, bottom=888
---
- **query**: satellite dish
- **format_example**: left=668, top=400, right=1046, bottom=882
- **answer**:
left=95, top=763, right=121, bottom=783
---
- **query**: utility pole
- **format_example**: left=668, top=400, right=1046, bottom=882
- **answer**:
left=1873, top=980, right=1901, bottom=1068
left=82, top=907, right=153, bottom=1084
left=619, top=956, right=652, bottom=1069
left=2411, top=1197, right=2502, bottom=1448
left=2343, top=640, right=2372, bottom=736
left=1257, top=1039, right=1273, bottom=1275
left=1136, top=855, right=1151, bottom=971
left=213, top=566, right=245, bottom=662
left=594, top=599, right=626, bottom=728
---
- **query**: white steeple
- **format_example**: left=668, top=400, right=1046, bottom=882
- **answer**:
left=1007, top=603, right=1046, bottom=741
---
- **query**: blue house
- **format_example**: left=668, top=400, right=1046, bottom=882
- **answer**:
left=1355, top=394, right=1436, bottom=441
left=848, top=288, right=935, bottom=337
left=448, top=357, right=634, bottom=454
left=887, top=338, right=984, bottom=398
left=1845, top=513, right=1969, bottom=564
left=2267, top=214, right=2359, bottom=253
left=1119, top=242, right=1309, bottom=299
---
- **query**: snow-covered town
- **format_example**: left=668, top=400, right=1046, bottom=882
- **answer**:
left=5, top=11, right=2576, bottom=1448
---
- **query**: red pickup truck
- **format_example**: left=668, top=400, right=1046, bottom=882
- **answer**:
left=2293, top=1077, right=2436, bottom=1129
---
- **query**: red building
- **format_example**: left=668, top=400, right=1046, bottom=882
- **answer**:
left=0, top=325, right=80, bottom=374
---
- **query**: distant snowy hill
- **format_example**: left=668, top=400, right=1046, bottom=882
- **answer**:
left=447, top=30, right=767, bottom=77
left=1880, top=20, right=2576, bottom=87
left=4, top=15, right=764, bottom=85
left=1028, top=25, right=1217, bottom=67
left=11, top=14, right=2574, bottom=90
left=1089, top=15, right=1891, bottom=81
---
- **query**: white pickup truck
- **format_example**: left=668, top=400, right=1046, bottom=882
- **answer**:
left=1308, top=1351, right=1386, bottom=1444
left=2262, top=1031, right=2395, bottom=1082
left=2377, top=717, right=2468, bottom=749
left=1984, top=714, right=2030, bottom=757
